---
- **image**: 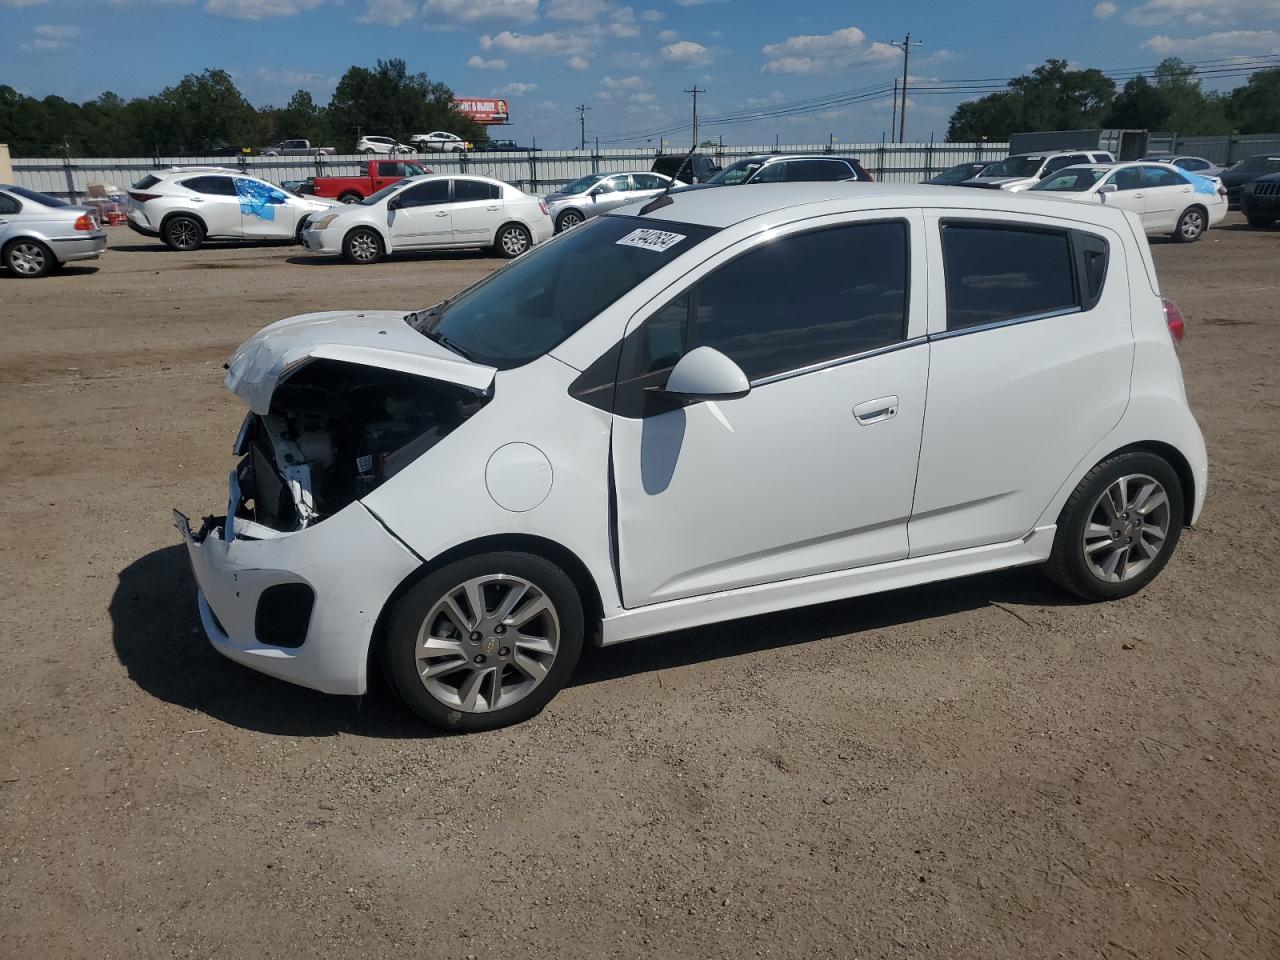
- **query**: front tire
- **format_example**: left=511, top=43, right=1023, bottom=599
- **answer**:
left=495, top=222, right=532, bottom=258
left=384, top=552, right=585, bottom=732
left=342, top=227, right=384, bottom=264
left=4, top=238, right=55, bottom=278
left=556, top=210, right=584, bottom=232
left=338, top=191, right=363, bottom=204
left=163, top=215, right=204, bottom=252
left=1044, top=451, right=1184, bottom=601
left=362, top=148, right=375, bottom=156
left=1173, top=206, right=1205, bottom=243
left=1246, top=214, right=1275, bottom=228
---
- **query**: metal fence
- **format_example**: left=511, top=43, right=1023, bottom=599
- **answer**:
left=11, top=141, right=1011, bottom=202
left=1144, top=133, right=1280, bottom=165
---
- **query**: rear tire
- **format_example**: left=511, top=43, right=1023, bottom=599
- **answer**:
left=1043, top=451, right=1184, bottom=601
left=162, top=215, right=204, bottom=252
left=3, top=238, right=55, bottom=278
left=338, top=191, right=363, bottom=204
left=343, top=227, right=384, bottom=264
left=383, top=552, right=585, bottom=732
left=1173, top=206, right=1205, bottom=243
left=1246, top=214, right=1275, bottom=228
left=495, top=222, right=532, bottom=258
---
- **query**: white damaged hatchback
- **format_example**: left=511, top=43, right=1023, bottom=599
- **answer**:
left=177, top=183, right=1208, bottom=732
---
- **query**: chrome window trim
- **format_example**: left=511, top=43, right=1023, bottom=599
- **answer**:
left=929, top=306, right=1082, bottom=342
left=750, top=336, right=927, bottom=388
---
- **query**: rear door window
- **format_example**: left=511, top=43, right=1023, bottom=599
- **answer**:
left=941, top=223, right=1078, bottom=330
left=453, top=179, right=500, bottom=202
left=1141, top=165, right=1185, bottom=188
left=632, top=173, right=666, bottom=190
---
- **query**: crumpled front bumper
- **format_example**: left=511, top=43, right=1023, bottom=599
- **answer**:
left=174, top=503, right=421, bottom=695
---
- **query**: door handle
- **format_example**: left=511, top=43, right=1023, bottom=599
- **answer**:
left=486, top=205, right=500, bottom=211
left=435, top=211, right=449, bottom=217
left=853, top=396, right=898, bottom=425
left=1134, top=192, right=1144, bottom=198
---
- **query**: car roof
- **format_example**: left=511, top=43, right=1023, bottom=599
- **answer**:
left=610, top=181, right=1139, bottom=231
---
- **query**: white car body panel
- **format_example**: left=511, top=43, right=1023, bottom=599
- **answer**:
left=181, top=183, right=1208, bottom=696
left=128, top=171, right=333, bottom=243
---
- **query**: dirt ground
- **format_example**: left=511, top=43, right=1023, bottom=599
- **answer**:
left=1, top=218, right=1278, bottom=960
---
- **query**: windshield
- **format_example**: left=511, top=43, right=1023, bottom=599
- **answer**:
left=411, top=215, right=718, bottom=370
left=933, top=163, right=982, bottom=184
left=9, top=186, right=69, bottom=207
left=559, top=174, right=605, bottom=195
left=361, top=182, right=407, bottom=206
left=1230, top=156, right=1280, bottom=174
left=1030, top=168, right=1108, bottom=192
left=708, top=158, right=766, bottom=185
left=979, top=156, right=1043, bottom=178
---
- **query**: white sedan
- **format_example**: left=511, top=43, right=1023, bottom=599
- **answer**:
left=1029, top=161, right=1227, bottom=242
left=301, top=174, right=552, bottom=263
left=409, top=132, right=470, bottom=152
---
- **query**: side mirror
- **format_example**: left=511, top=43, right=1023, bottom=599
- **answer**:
left=1098, top=183, right=1117, bottom=193
left=657, top=347, right=750, bottom=403
left=387, top=196, right=401, bottom=210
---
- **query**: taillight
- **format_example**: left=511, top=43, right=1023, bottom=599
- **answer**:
left=1218, top=185, right=1228, bottom=198
left=74, top=213, right=95, bottom=231
left=539, top=199, right=549, bottom=216
left=129, top=191, right=159, bottom=202
left=1162, top=297, right=1185, bottom=345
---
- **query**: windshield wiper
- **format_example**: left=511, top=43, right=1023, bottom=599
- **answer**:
left=422, top=326, right=471, bottom=361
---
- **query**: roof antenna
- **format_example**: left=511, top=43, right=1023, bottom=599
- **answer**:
left=639, top=143, right=698, bottom=216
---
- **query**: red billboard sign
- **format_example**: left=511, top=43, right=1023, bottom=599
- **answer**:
left=454, top=98, right=510, bottom=125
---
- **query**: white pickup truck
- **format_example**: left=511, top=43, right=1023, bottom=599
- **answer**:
left=261, top=139, right=336, bottom=157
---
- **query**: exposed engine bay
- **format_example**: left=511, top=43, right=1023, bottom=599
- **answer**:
left=230, top=359, right=489, bottom=534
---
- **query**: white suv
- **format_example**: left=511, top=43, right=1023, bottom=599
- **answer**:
left=177, top=183, right=1207, bottom=732
left=966, top=149, right=1117, bottom=191
left=356, top=135, right=414, bottom=155
left=127, top=168, right=336, bottom=250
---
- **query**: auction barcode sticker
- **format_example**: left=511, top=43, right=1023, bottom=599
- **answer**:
left=616, top=228, right=687, bottom=253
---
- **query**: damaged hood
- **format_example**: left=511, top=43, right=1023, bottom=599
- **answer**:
left=225, top=310, right=497, bottom=413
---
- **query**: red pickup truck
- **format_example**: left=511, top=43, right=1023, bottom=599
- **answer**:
left=301, top=159, right=433, bottom=203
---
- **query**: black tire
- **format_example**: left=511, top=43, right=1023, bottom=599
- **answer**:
left=1246, top=214, right=1275, bottom=228
left=384, top=552, right=585, bottom=732
left=342, top=227, right=384, bottom=265
left=361, top=148, right=375, bottom=156
left=294, top=219, right=309, bottom=245
left=1044, top=451, right=1185, bottom=601
left=3, top=238, right=56, bottom=278
left=163, top=215, right=204, bottom=251
left=338, top=191, right=363, bottom=204
left=1173, top=206, right=1205, bottom=243
left=494, top=222, right=532, bottom=258
left=555, top=210, right=585, bottom=232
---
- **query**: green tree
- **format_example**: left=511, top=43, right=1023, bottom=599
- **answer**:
left=947, top=59, right=1116, bottom=141
left=153, top=69, right=258, bottom=152
left=328, top=58, right=485, bottom=149
left=1227, top=68, right=1280, bottom=133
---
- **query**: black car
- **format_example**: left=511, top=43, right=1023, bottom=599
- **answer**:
left=1217, top=154, right=1280, bottom=207
left=475, top=140, right=539, bottom=152
left=923, top=161, right=989, bottom=185
left=1241, top=172, right=1280, bottom=227
left=651, top=153, right=720, bottom=184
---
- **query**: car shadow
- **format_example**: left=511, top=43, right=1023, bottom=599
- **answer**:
left=107, top=240, right=299, bottom=253
left=1, top=265, right=99, bottom=279
left=285, top=250, right=496, bottom=267
left=113, top=543, right=1078, bottom=737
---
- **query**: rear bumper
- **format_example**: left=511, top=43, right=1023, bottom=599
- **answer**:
left=126, top=215, right=159, bottom=238
left=48, top=232, right=108, bottom=262
left=175, top=503, right=421, bottom=696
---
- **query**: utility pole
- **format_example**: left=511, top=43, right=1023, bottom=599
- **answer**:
left=684, top=85, right=705, bottom=148
left=891, top=78, right=899, bottom=142
left=889, top=33, right=922, bottom=143
left=575, top=104, right=590, bottom=150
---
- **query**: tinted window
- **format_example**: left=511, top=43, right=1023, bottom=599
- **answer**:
left=751, top=161, right=787, bottom=183
left=1042, top=154, right=1087, bottom=176
left=941, top=223, right=1077, bottom=330
left=1177, top=158, right=1209, bottom=171
left=785, top=160, right=852, bottom=182
left=1141, top=165, right=1185, bottom=188
left=453, top=179, right=500, bottom=202
left=376, top=161, right=405, bottom=177
left=397, top=180, right=450, bottom=207
left=0, top=192, right=19, bottom=215
left=668, top=221, right=908, bottom=381
left=1106, top=167, right=1143, bottom=191
left=133, top=175, right=161, bottom=190
left=633, top=173, right=666, bottom=190
left=181, top=176, right=237, bottom=196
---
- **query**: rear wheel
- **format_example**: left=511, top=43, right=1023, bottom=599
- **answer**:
left=343, top=227, right=384, bottom=264
left=163, top=215, right=204, bottom=252
left=1044, top=451, right=1184, bottom=601
left=1173, top=206, right=1205, bottom=243
left=338, top=191, right=363, bottom=204
left=1246, top=214, right=1275, bottom=228
left=362, top=148, right=375, bottom=156
left=495, top=222, right=532, bottom=258
left=384, top=552, right=585, bottom=732
left=4, top=238, right=55, bottom=278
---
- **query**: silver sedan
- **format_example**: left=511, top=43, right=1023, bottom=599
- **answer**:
left=543, top=171, right=671, bottom=232
left=0, top=185, right=108, bottom=278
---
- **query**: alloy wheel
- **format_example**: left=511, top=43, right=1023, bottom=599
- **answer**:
left=414, top=575, right=560, bottom=713
left=349, top=231, right=380, bottom=262
left=1081, top=473, right=1172, bottom=583
left=559, top=212, right=583, bottom=231
left=1180, top=210, right=1203, bottom=240
left=169, top=220, right=200, bottom=250
left=500, top=226, right=530, bottom=256
left=8, top=242, right=48, bottom=276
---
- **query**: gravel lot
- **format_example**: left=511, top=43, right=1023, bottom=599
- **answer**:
left=2, top=219, right=1278, bottom=960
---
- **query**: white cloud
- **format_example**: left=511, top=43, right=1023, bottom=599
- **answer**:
left=657, top=28, right=678, bottom=41
left=21, top=23, right=79, bottom=50
left=424, top=0, right=540, bottom=26
left=546, top=0, right=609, bottom=19
left=597, top=73, right=649, bottom=101
left=481, top=28, right=593, bottom=55
left=1126, top=0, right=1280, bottom=27
left=761, top=25, right=899, bottom=74
left=745, top=90, right=784, bottom=107
left=500, top=81, right=538, bottom=94
left=468, top=54, right=509, bottom=69
left=640, top=7, right=663, bottom=19
left=567, top=55, right=591, bottom=69
left=607, top=5, right=639, bottom=36
left=1142, top=29, right=1280, bottom=53
left=673, top=0, right=725, bottom=5
left=1093, top=1, right=1117, bottom=17
left=660, top=39, right=713, bottom=65
left=205, top=0, right=326, bottom=19
left=358, top=0, right=416, bottom=25
left=612, top=50, right=654, bottom=69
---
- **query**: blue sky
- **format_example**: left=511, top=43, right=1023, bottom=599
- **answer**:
left=4, top=0, right=1280, bottom=147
